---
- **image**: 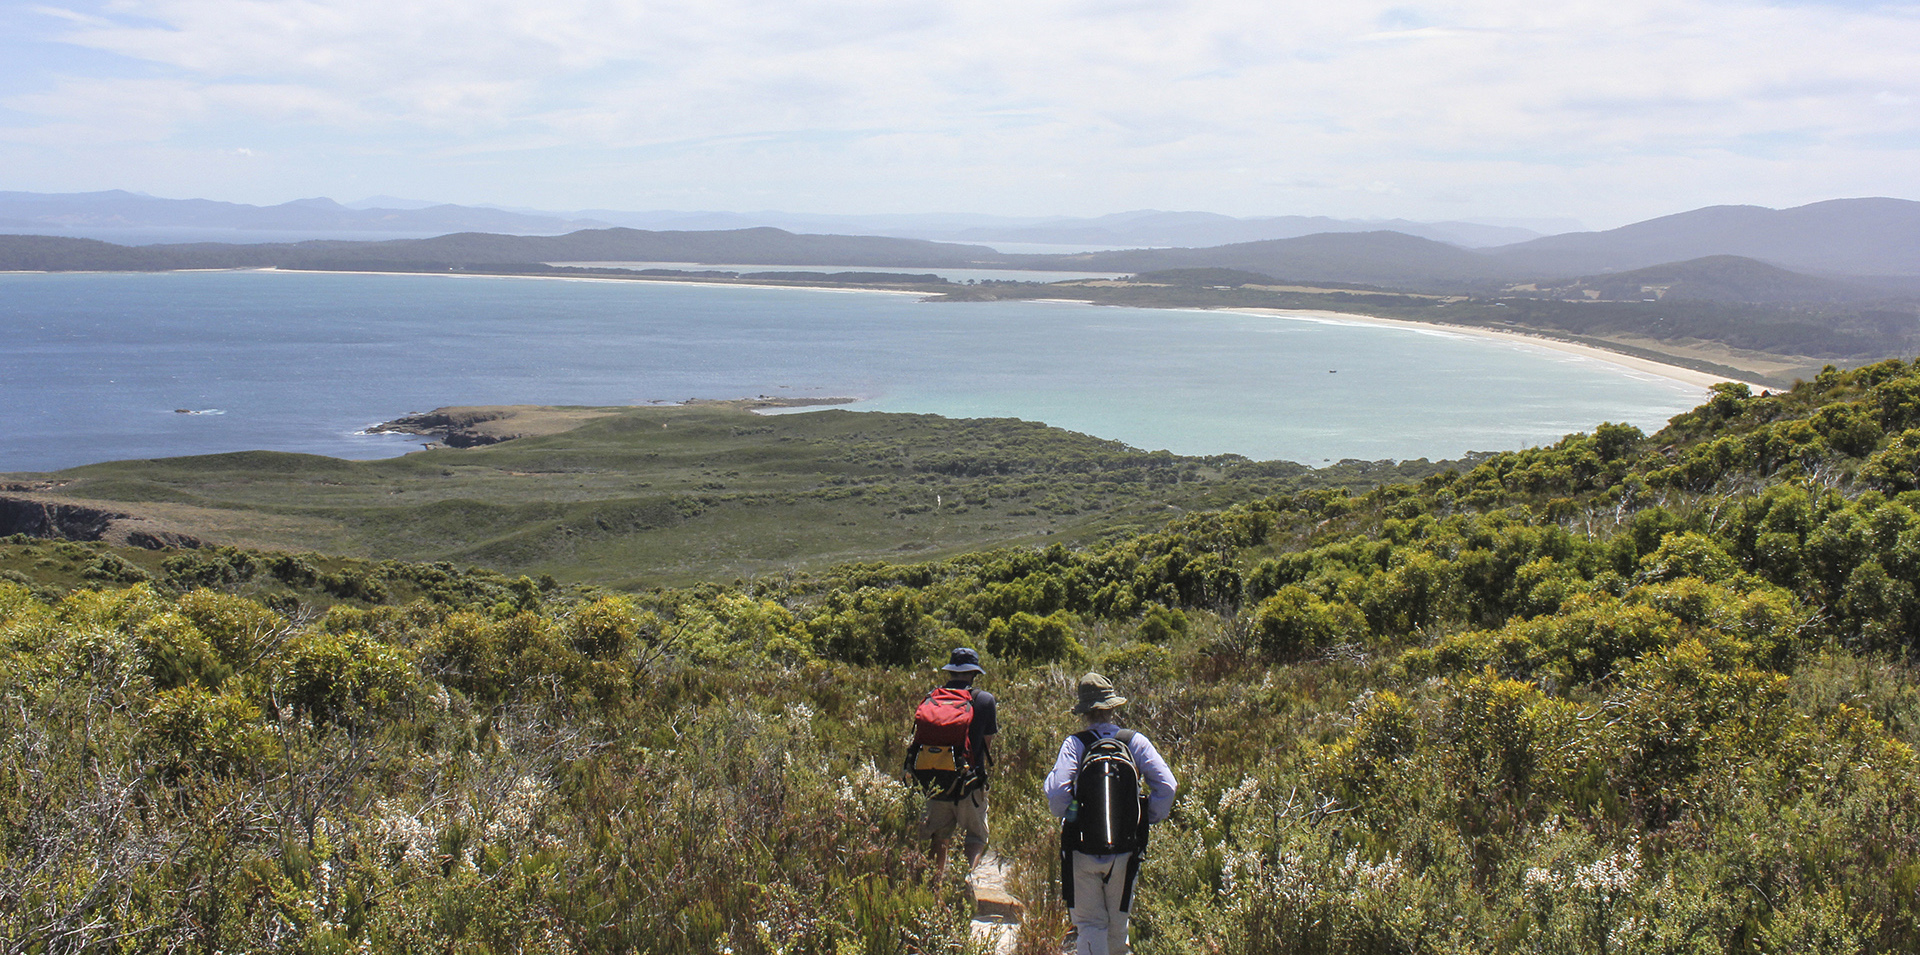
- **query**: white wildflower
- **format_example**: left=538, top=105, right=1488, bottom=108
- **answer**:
left=1263, top=850, right=1314, bottom=901
left=1338, top=848, right=1404, bottom=887
left=783, top=701, right=815, bottom=730
left=371, top=799, right=438, bottom=870
left=483, top=774, right=550, bottom=843
left=834, top=761, right=895, bottom=808
left=1217, top=776, right=1262, bottom=817
left=1571, top=845, right=1640, bottom=895
left=1525, top=844, right=1641, bottom=900
left=1610, top=914, right=1649, bottom=950
left=1217, top=843, right=1263, bottom=898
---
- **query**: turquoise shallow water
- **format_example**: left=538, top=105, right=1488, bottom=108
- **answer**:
left=0, top=270, right=1706, bottom=473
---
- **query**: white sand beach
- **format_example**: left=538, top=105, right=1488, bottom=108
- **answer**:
left=1222, top=307, right=1773, bottom=392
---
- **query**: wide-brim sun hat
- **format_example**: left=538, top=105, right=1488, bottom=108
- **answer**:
left=941, top=647, right=985, bottom=674
left=1072, top=672, right=1127, bottom=714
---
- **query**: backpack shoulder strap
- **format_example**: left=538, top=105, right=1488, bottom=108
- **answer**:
left=1113, top=729, right=1137, bottom=745
left=1071, top=729, right=1100, bottom=761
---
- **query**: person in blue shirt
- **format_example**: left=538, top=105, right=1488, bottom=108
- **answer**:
left=1044, top=672, right=1177, bottom=955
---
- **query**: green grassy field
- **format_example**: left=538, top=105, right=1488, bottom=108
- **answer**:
left=6, top=403, right=1446, bottom=589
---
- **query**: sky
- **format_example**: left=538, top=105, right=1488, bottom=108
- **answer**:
left=1, top=0, right=1917, bottom=228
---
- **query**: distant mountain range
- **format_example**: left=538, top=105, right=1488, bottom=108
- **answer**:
left=569, top=208, right=1559, bottom=249
left=0, top=190, right=608, bottom=236
left=0, top=190, right=1554, bottom=249
left=1484, top=198, right=1920, bottom=277
left=930, top=210, right=1552, bottom=250
left=3, top=193, right=1919, bottom=300
left=1036, top=231, right=1520, bottom=288
left=1046, top=198, right=1920, bottom=286
left=0, top=227, right=1521, bottom=288
left=0, top=228, right=1008, bottom=272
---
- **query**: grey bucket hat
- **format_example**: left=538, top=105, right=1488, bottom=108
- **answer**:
left=1072, top=672, right=1128, bottom=714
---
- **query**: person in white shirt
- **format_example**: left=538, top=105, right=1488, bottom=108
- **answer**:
left=1043, top=672, right=1178, bottom=955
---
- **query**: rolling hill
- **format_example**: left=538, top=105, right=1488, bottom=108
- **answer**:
left=1038, top=230, right=1524, bottom=289
left=1519, top=255, right=1892, bottom=304
left=1485, top=197, right=1920, bottom=277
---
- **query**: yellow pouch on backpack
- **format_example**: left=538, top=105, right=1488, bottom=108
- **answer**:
left=914, top=745, right=958, bottom=773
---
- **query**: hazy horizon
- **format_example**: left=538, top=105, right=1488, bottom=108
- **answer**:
left=0, top=186, right=1594, bottom=240
left=4, top=1, right=1917, bottom=231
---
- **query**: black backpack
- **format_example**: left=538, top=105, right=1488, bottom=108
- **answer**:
left=1059, top=729, right=1152, bottom=911
left=1065, top=729, right=1149, bottom=854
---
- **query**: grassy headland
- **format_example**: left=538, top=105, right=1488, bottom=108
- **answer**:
left=2, top=403, right=1447, bottom=589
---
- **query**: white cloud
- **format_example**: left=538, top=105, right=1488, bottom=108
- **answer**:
left=0, top=0, right=1915, bottom=223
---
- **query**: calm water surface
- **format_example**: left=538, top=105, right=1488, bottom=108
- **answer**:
left=1, top=270, right=1706, bottom=472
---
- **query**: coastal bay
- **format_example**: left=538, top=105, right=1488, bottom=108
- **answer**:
left=1, top=269, right=1711, bottom=473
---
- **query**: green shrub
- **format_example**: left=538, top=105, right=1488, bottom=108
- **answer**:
left=1861, top=428, right=1920, bottom=492
left=1635, top=531, right=1740, bottom=584
left=984, top=609, right=1082, bottom=664
left=1135, top=603, right=1189, bottom=644
left=668, top=593, right=813, bottom=666
left=1253, top=586, right=1366, bottom=659
left=567, top=595, right=639, bottom=659
left=421, top=610, right=507, bottom=702
left=138, top=684, right=274, bottom=776
left=0, top=580, right=48, bottom=629
left=82, top=552, right=151, bottom=584
left=806, top=587, right=933, bottom=666
left=133, top=611, right=230, bottom=689
left=273, top=630, right=419, bottom=727
left=176, top=588, right=286, bottom=668
left=1097, top=642, right=1176, bottom=684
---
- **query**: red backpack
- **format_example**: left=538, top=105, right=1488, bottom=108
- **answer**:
left=905, top=687, right=976, bottom=799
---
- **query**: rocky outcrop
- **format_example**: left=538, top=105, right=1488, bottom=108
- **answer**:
left=367, top=409, right=519, bottom=448
left=0, top=496, right=203, bottom=549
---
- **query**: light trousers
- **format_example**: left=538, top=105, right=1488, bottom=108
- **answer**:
left=918, top=789, right=990, bottom=854
left=1069, top=850, right=1135, bottom=955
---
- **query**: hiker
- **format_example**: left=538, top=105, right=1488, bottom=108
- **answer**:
left=1044, top=672, right=1177, bottom=955
left=907, top=647, right=999, bottom=877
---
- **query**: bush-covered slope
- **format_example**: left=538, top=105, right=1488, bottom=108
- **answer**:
left=7, top=362, right=1920, bottom=952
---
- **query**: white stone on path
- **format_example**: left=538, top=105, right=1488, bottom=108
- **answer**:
left=968, top=851, right=1023, bottom=955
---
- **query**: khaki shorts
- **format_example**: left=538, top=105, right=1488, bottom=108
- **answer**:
left=919, top=789, right=990, bottom=851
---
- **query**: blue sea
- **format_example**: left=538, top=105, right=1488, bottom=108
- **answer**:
left=0, top=270, right=1709, bottom=473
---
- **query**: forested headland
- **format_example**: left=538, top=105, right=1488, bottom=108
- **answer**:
left=7, top=360, right=1920, bottom=952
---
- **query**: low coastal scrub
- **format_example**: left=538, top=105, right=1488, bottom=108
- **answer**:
left=8, top=361, right=1920, bottom=952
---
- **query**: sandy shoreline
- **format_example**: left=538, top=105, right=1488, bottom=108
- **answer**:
left=1220, top=307, right=1772, bottom=392
left=253, top=267, right=932, bottom=296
